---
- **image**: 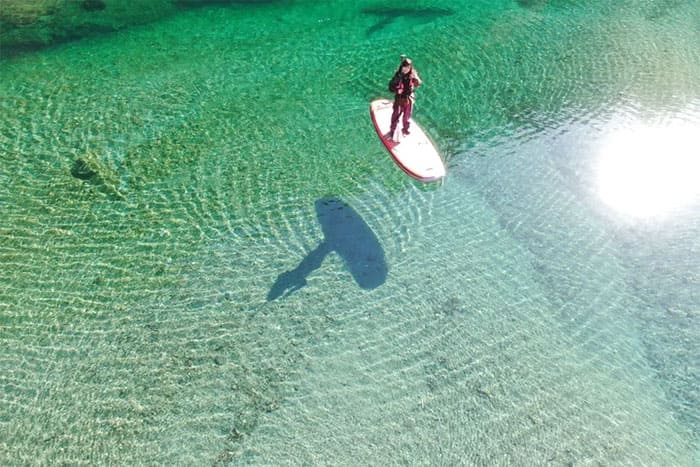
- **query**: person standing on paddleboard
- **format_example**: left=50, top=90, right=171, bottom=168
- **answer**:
left=388, top=56, right=422, bottom=138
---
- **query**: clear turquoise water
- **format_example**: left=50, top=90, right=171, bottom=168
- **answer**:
left=1, top=1, right=699, bottom=464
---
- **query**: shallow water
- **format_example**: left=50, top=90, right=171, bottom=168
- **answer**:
left=1, top=0, right=699, bottom=464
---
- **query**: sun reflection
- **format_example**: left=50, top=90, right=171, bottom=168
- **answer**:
left=597, top=122, right=700, bottom=218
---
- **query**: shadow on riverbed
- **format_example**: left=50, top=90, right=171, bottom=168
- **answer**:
left=267, top=197, right=387, bottom=301
left=362, top=6, right=454, bottom=36
left=174, top=0, right=281, bottom=6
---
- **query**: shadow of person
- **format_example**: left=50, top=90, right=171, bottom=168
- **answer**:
left=267, top=197, right=388, bottom=300
left=267, top=241, right=331, bottom=301
left=362, top=6, right=454, bottom=36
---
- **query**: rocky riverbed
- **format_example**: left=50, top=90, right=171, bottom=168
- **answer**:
left=0, top=0, right=272, bottom=57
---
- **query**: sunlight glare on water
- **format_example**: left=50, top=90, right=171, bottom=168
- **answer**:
left=597, top=120, right=700, bottom=219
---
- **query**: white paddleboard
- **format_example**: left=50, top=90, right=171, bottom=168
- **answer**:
left=370, top=99, right=445, bottom=182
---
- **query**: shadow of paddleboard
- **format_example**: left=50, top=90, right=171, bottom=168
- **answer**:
left=267, top=197, right=388, bottom=300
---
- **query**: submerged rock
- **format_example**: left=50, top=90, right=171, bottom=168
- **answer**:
left=70, top=153, right=126, bottom=200
left=71, top=158, right=98, bottom=181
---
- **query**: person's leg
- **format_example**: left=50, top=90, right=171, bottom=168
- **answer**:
left=402, top=101, right=413, bottom=134
left=390, top=100, right=401, bottom=134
